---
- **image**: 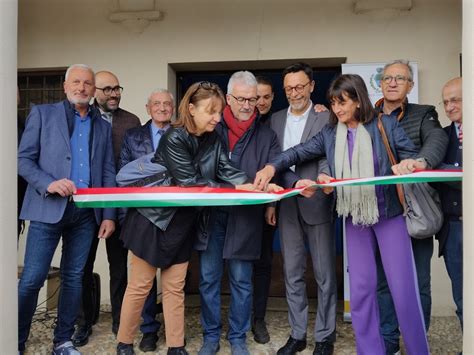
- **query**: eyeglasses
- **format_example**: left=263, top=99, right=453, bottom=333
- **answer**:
left=150, top=101, right=173, bottom=109
left=442, top=97, right=462, bottom=107
left=284, top=81, right=311, bottom=94
left=229, top=94, right=258, bottom=106
left=381, top=75, right=411, bottom=85
left=96, top=86, right=123, bottom=95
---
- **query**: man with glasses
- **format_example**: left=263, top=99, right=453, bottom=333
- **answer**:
left=270, top=62, right=336, bottom=355
left=72, top=71, right=144, bottom=347
left=434, top=77, right=463, bottom=331
left=374, top=60, right=448, bottom=355
left=197, top=71, right=290, bottom=355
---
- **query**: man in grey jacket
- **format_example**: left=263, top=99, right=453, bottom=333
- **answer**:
left=374, top=59, right=449, bottom=355
left=269, top=63, right=336, bottom=355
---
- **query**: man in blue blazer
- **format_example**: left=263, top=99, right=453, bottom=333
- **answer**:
left=18, top=64, right=116, bottom=355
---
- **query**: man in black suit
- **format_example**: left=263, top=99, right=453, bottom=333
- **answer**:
left=435, top=77, right=463, bottom=329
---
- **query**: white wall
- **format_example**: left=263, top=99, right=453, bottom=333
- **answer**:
left=17, top=0, right=462, bottom=315
left=1, top=0, right=19, bottom=352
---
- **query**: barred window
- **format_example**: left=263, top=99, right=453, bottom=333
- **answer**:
left=18, top=68, right=67, bottom=122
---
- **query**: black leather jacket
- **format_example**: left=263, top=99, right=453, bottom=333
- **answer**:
left=137, top=127, right=248, bottom=230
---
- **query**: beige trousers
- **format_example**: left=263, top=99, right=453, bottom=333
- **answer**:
left=117, top=252, right=188, bottom=347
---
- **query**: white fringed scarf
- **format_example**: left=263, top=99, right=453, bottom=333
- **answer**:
left=334, top=122, right=379, bottom=226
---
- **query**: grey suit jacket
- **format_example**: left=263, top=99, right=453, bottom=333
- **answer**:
left=270, top=107, right=334, bottom=225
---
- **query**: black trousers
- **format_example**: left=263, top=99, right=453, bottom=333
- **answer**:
left=253, top=223, right=275, bottom=320
left=77, top=226, right=128, bottom=328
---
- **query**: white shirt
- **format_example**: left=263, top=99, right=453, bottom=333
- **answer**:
left=283, top=101, right=312, bottom=171
left=99, top=108, right=113, bottom=125
left=283, top=101, right=312, bottom=150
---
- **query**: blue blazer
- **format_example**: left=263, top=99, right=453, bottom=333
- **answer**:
left=18, top=100, right=116, bottom=224
left=118, top=119, right=154, bottom=169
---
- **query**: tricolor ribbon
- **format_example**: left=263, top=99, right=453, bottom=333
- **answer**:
left=73, top=170, right=462, bottom=208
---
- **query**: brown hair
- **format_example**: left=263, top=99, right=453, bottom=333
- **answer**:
left=173, top=81, right=225, bottom=134
left=327, top=74, right=375, bottom=126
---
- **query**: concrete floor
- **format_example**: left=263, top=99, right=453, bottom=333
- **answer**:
left=24, top=296, right=462, bottom=355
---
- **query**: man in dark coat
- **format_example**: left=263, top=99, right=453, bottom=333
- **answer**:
left=196, top=71, right=289, bottom=355
left=435, top=77, right=463, bottom=328
left=116, top=88, right=175, bottom=352
left=251, top=76, right=276, bottom=344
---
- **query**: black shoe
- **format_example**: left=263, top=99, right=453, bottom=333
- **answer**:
left=277, top=336, right=307, bottom=355
left=117, top=342, right=135, bottom=355
left=384, top=341, right=400, bottom=355
left=252, top=318, right=270, bottom=344
left=112, top=322, right=119, bottom=336
left=167, top=346, right=189, bottom=355
left=71, top=325, right=92, bottom=347
left=313, top=341, right=334, bottom=355
left=139, top=332, right=159, bottom=352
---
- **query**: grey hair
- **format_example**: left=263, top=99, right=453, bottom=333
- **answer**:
left=65, top=64, right=94, bottom=81
left=383, top=59, right=414, bottom=81
left=147, top=88, right=175, bottom=104
left=227, top=71, right=257, bottom=94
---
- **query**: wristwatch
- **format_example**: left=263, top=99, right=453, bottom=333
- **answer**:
left=415, top=157, right=428, bottom=167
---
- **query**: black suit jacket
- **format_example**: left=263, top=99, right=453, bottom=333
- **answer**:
left=434, top=123, right=462, bottom=256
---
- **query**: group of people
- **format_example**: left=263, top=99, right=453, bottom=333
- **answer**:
left=17, top=59, right=462, bottom=355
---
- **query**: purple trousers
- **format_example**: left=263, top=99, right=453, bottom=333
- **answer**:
left=346, top=215, right=429, bottom=355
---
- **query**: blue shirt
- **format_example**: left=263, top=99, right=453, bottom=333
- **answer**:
left=150, top=122, right=170, bottom=151
left=70, top=110, right=91, bottom=188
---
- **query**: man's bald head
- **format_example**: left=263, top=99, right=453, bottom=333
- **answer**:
left=95, top=71, right=122, bottom=112
left=442, top=77, right=462, bottom=123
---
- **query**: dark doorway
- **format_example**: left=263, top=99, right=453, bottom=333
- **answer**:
left=176, top=67, right=340, bottom=113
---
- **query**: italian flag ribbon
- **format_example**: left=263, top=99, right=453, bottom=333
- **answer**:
left=73, top=170, right=462, bottom=208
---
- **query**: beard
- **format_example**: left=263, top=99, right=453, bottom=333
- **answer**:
left=104, top=98, right=120, bottom=111
left=68, top=94, right=92, bottom=106
left=290, top=100, right=307, bottom=112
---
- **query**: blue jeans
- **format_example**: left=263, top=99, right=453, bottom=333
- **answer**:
left=199, top=210, right=253, bottom=345
left=18, top=203, right=97, bottom=351
left=377, top=237, right=433, bottom=351
left=443, top=220, right=463, bottom=328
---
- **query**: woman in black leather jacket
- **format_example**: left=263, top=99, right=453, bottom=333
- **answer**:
left=116, top=82, right=254, bottom=355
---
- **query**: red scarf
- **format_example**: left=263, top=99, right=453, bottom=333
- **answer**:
left=223, top=106, right=257, bottom=151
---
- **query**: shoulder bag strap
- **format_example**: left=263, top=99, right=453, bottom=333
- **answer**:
left=376, top=113, right=406, bottom=208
